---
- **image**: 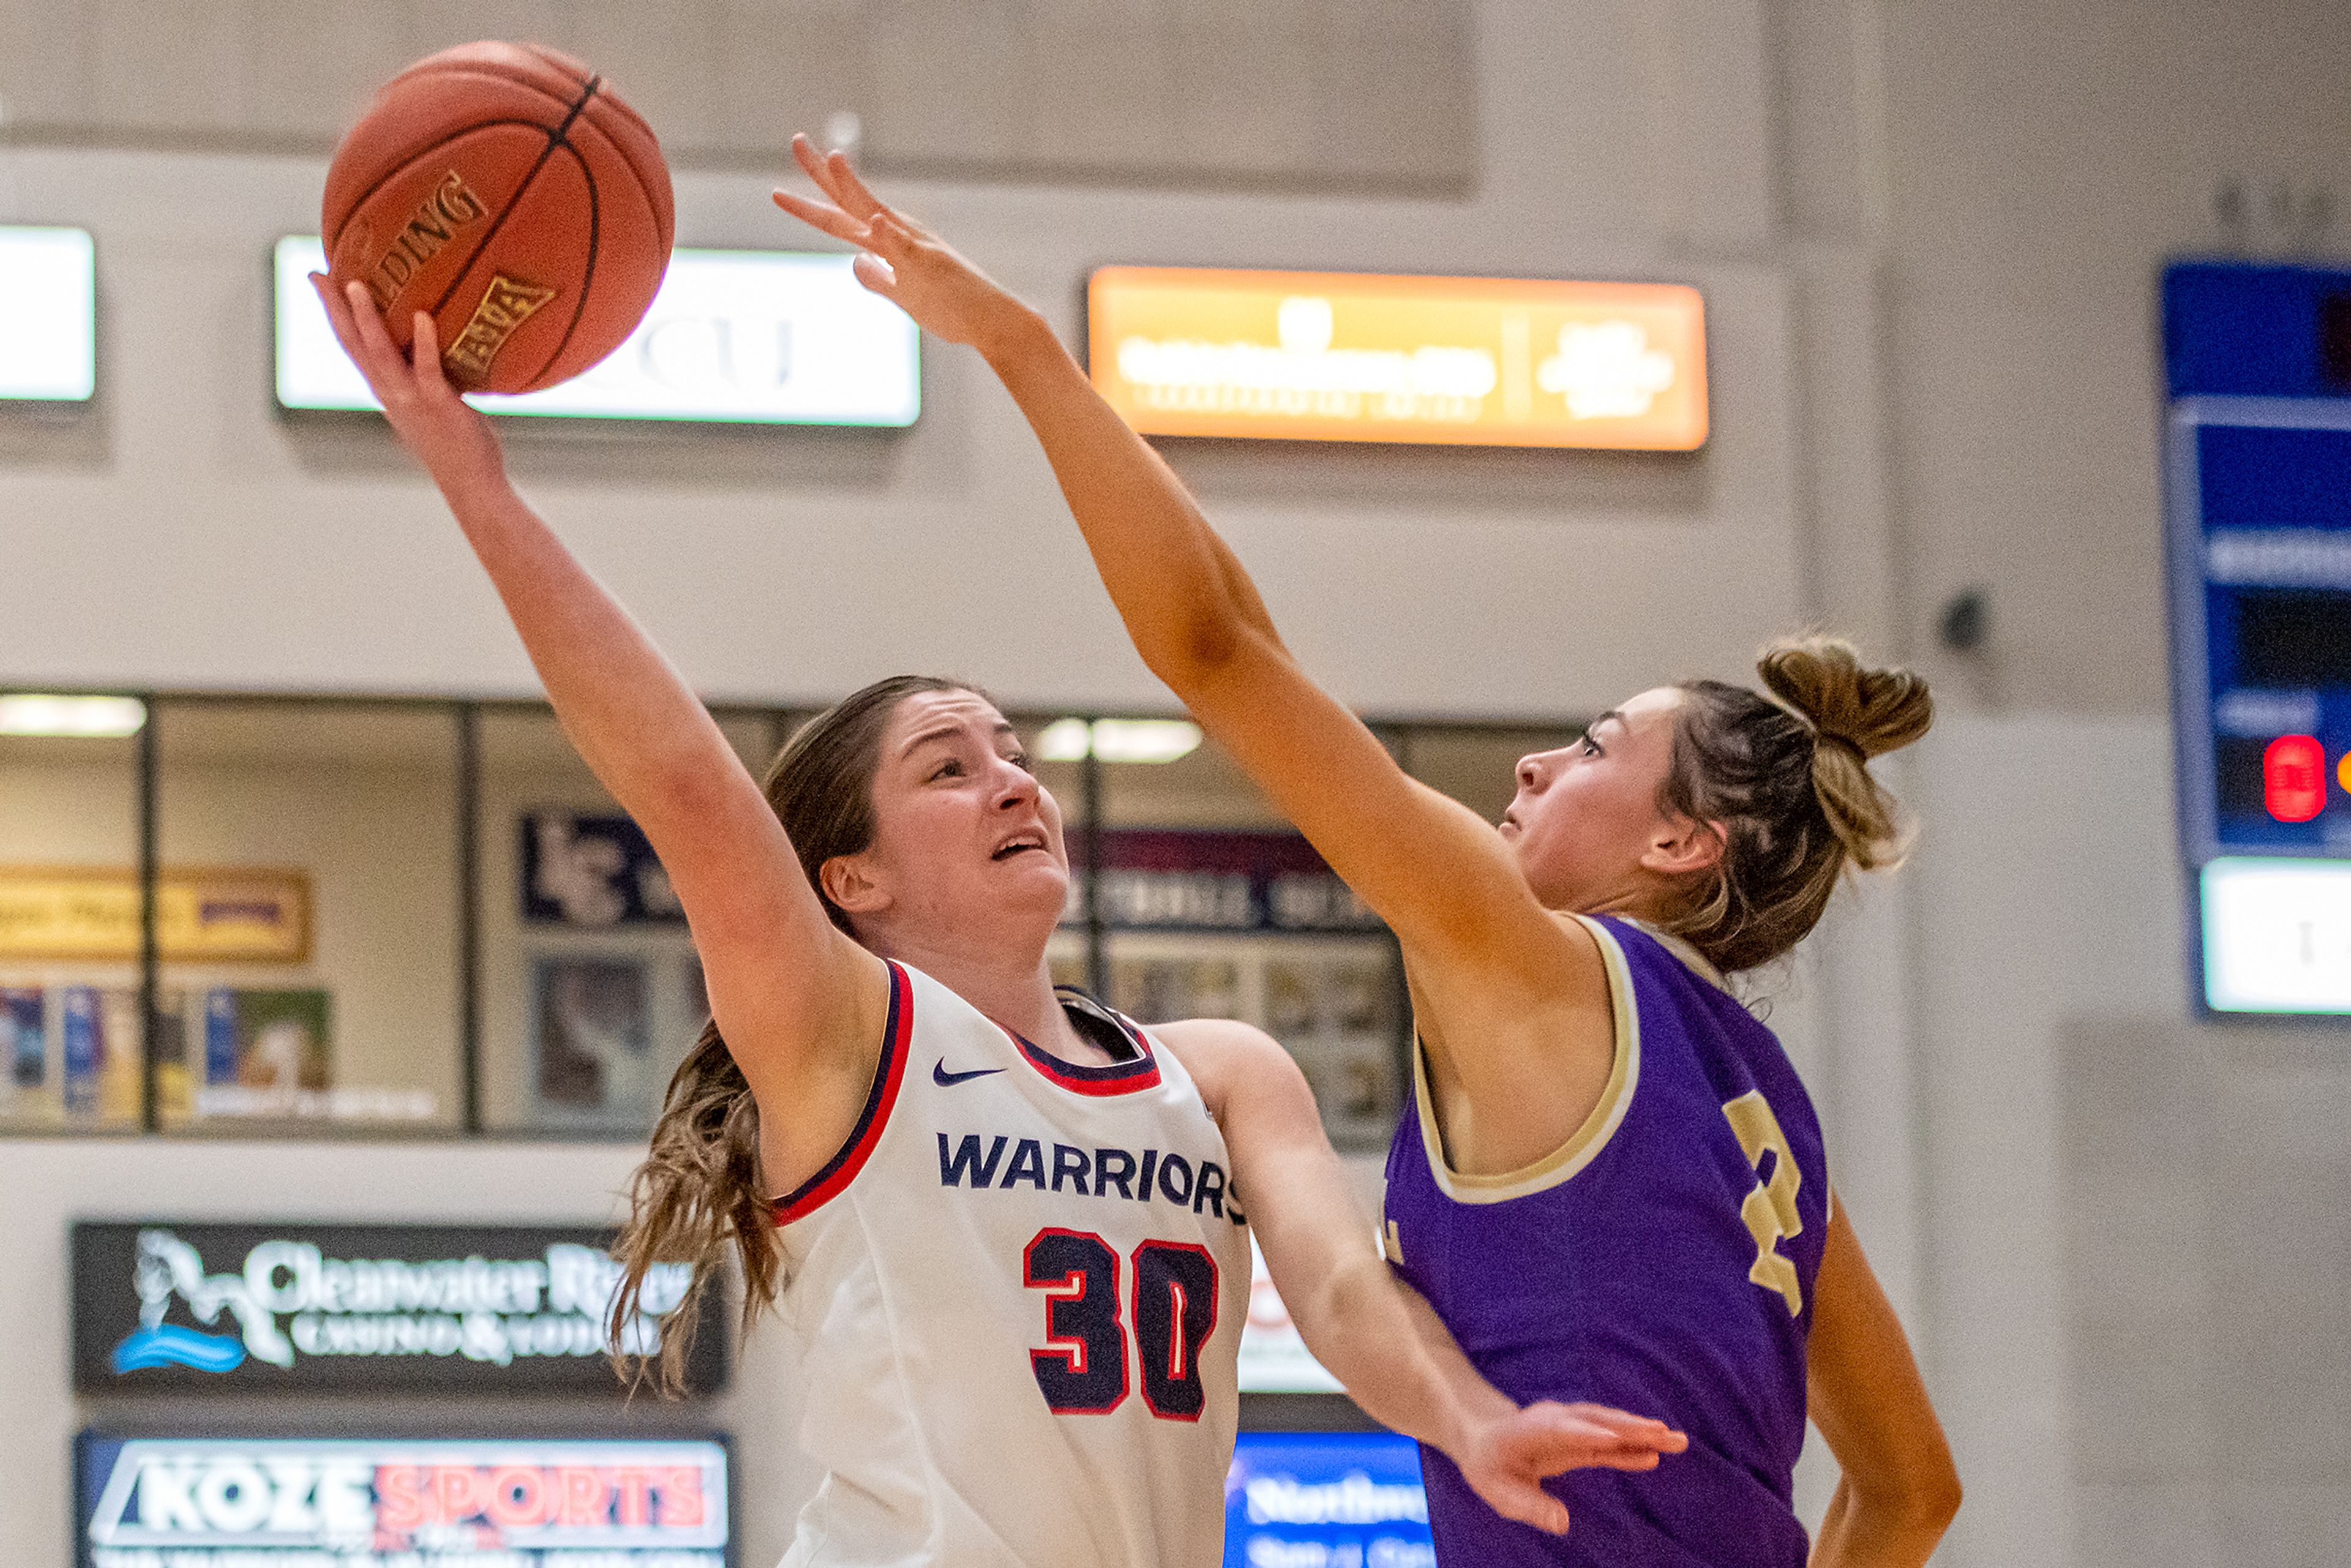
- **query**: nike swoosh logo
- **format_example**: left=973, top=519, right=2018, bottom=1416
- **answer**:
left=933, top=1059, right=1006, bottom=1087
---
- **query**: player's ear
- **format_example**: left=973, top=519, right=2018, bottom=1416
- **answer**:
left=1641, top=816, right=1723, bottom=880
left=820, top=852, right=890, bottom=917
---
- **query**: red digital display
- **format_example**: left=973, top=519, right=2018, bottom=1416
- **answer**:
left=2263, top=735, right=2328, bottom=822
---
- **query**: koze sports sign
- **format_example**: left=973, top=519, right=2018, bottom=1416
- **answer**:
left=77, top=1435, right=729, bottom=1568
left=71, top=1222, right=724, bottom=1395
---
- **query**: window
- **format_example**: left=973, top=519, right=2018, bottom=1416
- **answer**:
left=155, top=701, right=462, bottom=1133
left=0, top=708, right=143, bottom=1132
left=0, top=688, right=1580, bottom=1147
left=478, top=706, right=786, bottom=1135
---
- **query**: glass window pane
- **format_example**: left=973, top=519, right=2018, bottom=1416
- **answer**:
left=0, top=714, right=143, bottom=1133
left=479, top=705, right=783, bottom=1136
left=1093, top=724, right=1404, bottom=1152
left=154, top=701, right=462, bottom=1133
left=1401, top=724, right=1586, bottom=823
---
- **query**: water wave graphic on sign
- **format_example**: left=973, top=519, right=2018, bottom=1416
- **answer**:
left=110, top=1324, right=247, bottom=1374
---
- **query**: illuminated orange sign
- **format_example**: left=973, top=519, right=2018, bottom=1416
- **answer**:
left=1088, top=266, right=1707, bottom=450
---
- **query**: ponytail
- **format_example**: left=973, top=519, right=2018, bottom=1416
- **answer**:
left=1657, top=636, right=1933, bottom=973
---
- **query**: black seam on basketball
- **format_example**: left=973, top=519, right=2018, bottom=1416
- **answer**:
left=424, top=73, right=603, bottom=326
left=326, top=117, right=564, bottom=257
left=323, top=62, right=587, bottom=252
left=523, top=141, right=599, bottom=392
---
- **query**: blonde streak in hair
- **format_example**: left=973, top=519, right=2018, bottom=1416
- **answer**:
left=1809, top=741, right=1915, bottom=873
left=607, top=1025, right=780, bottom=1395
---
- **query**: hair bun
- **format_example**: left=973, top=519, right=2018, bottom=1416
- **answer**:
left=1757, top=636, right=1933, bottom=760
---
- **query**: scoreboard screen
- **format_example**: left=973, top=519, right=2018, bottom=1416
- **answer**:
left=2164, top=262, right=2351, bottom=1015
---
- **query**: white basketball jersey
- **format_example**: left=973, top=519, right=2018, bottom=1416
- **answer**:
left=771, top=959, right=1254, bottom=1568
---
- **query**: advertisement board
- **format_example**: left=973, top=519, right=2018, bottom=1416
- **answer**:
left=1223, top=1430, right=1431, bottom=1567
left=276, top=238, right=920, bottom=426
left=0, top=865, right=309, bottom=962
left=77, top=1433, right=730, bottom=1568
left=0, top=226, right=96, bottom=400
left=1089, top=265, right=1706, bottom=449
left=71, top=1221, right=724, bottom=1395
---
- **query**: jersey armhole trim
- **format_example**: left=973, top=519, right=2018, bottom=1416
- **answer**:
left=1412, top=913, right=1642, bottom=1204
left=773, top=959, right=914, bottom=1227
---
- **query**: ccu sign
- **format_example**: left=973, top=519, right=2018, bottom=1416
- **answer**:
left=71, top=1221, right=724, bottom=1395
left=275, top=236, right=921, bottom=426
left=78, top=1435, right=728, bottom=1568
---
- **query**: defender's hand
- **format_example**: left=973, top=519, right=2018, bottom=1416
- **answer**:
left=770, top=133, right=1039, bottom=357
left=311, top=275, right=507, bottom=495
left=1453, top=1401, right=1689, bottom=1536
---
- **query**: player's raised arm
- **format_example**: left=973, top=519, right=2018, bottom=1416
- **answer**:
left=766, top=141, right=1585, bottom=998
left=311, top=277, right=885, bottom=1125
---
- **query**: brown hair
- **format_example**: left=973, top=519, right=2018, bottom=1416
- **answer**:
left=606, top=674, right=972, bottom=1391
left=1655, top=636, right=1932, bottom=974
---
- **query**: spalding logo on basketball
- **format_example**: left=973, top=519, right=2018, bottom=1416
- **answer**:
left=322, top=41, right=675, bottom=396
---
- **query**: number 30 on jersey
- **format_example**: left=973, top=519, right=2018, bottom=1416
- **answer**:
left=1024, top=1228, right=1219, bottom=1420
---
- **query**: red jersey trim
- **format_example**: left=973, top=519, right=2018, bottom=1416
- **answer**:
left=1004, top=996, right=1162, bottom=1097
left=773, top=960, right=913, bottom=1226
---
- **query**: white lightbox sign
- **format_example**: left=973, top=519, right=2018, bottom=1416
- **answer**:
left=274, top=236, right=919, bottom=425
left=2202, top=857, right=2351, bottom=1015
left=0, top=227, right=96, bottom=400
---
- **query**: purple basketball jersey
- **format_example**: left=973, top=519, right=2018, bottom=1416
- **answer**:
left=1382, top=915, right=1829, bottom=1567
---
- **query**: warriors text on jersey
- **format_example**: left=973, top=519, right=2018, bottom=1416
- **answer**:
left=1383, top=915, right=1831, bottom=1567
left=770, top=960, right=1253, bottom=1568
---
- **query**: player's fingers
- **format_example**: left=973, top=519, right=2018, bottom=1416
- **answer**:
left=770, top=189, right=869, bottom=247
left=789, top=130, right=828, bottom=186
left=1474, top=1477, right=1572, bottom=1537
left=341, top=281, right=411, bottom=396
left=409, top=312, right=453, bottom=397
left=824, top=148, right=893, bottom=223
left=864, top=211, right=918, bottom=260
left=849, top=252, right=899, bottom=298
left=1573, top=1448, right=1665, bottom=1473
left=1551, top=1403, right=1687, bottom=1450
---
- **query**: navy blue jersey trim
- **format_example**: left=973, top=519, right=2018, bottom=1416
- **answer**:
left=1008, top=988, right=1161, bottom=1097
left=772, top=960, right=912, bottom=1223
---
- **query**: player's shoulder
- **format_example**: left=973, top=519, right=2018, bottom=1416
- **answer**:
left=1144, top=1017, right=1305, bottom=1116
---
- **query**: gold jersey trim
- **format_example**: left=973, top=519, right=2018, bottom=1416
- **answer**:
left=1412, top=912, right=1641, bottom=1204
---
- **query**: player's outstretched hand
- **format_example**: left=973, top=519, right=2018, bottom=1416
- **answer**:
left=1454, top=1400, right=1689, bottom=1536
left=771, top=133, right=1033, bottom=357
left=311, top=275, right=506, bottom=496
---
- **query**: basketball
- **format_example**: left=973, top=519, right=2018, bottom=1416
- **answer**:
left=320, top=41, right=673, bottom=396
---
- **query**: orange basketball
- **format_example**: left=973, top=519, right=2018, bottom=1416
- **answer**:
left=322, top=42, right=674, bottom=396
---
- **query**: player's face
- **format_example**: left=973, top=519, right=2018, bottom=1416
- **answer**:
left=858, top=689, right=1071, bottom=935
left=1500, top=687, right=1694, bottom=913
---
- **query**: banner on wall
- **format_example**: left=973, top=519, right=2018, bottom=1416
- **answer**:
left=520, top=813, right=681, bottom=927
left=0, top=866, right=310, bottom=962
left=77, top=1433, right=731, bottom=1568
left=1081, top=829, right=1387, bottom=934
left=276, top=236, right=920, bottom=426
left=1089, top=264, right=1708, bottom=449
left=70, top=1221, right=726, bottom=1395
